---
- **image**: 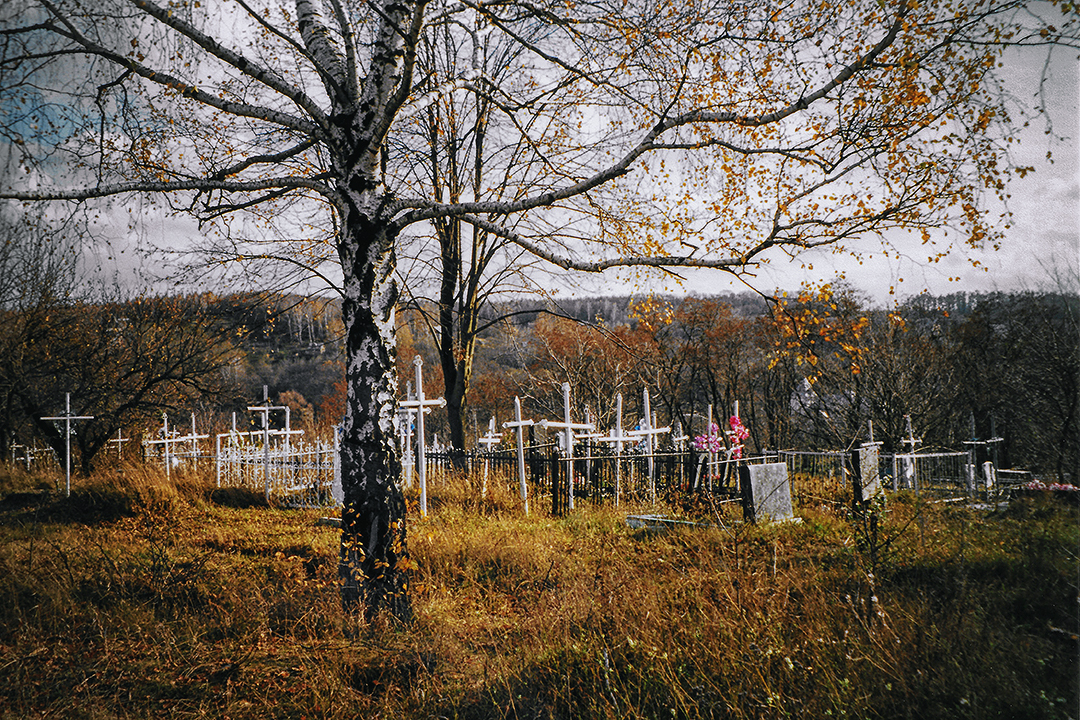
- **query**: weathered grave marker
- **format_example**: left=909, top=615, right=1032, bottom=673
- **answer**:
left=40, top=393, right=93, bottom=497
left=626, top=387, right=669, bottom=503
left=898, top=414, right=921, bottom=491
left=503, top=397, right=534, bottom=515
left=538, top=382, right=594, bottom=512
left=739, top=462, right=795, bottom=524
left=398, top=356, right=445, bottom=516
left=851, top=420, right=884, bottom=504
left=982, top=461, right=996, bottom=495
left=626, top=514, right=710, bottom=531
left=854, top=442, right=883, bottom=504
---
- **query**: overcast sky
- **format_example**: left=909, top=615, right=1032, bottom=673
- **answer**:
left=82, top=36, right=1079, bottom=307
left=581, top=44, right=1080, bottom=306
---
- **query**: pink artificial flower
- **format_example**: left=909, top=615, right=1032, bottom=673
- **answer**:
left=729, top=415, right=750, bottom=441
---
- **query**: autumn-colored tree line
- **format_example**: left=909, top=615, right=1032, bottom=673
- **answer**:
left=4, top=284, right=1076, bottom=483
left=409, top=285, right=1077, bottom=483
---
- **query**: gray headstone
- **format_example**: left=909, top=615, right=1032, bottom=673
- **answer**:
left=739, top=462, right=794, bottom=523
left=854, top=443, right=882, bottom=503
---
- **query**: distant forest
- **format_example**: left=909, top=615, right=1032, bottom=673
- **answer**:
left=2, top=287, right=1076, bottom=482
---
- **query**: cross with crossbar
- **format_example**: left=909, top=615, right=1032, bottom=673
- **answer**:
left=398, top=356, right=445, bottom=516
left=41, top=393, right=94, bottom=497
left=537, top=383, right=595, bottom=511
left=503, top=396, right=535, bottom=515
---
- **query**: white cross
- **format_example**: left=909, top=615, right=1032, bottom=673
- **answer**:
left=143, top=414, right=181, bottom=481
left=398, top=356, right=445, bottom=516
left=477, top=416, right=503, bottom=499
left=902, top=414, right=921, bottom=453
left=40, top=393, right=94, bottom=497
left=538, top=383, right=594, bottom=512
left=174, top=413, right=211, bottom=470
left=598, top=393, right=634, bottom=506
left=248, top=398, right=291, bottom=502
left=626, top=387, right=669, bottom=503
left=10, top=443, right=35, bottom=472
left=108, top=429, right=131, bottom=459
left=478, top=416, right=503, bottom=450
left=503, top=396, right=534, bottom=515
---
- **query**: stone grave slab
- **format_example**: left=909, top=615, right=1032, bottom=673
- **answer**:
left=854, top=443, right=883, bottom=503
left=739, top=462, right=795, bottom=523
left=626, top=514, right=710, bottom=531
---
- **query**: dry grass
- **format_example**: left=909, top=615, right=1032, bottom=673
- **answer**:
left=1, top=463, right=1077, bottom=719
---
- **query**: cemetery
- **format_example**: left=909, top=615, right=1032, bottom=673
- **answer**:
left=2, top=307, right=1077, bottom=719
left=2, top=378, right=1076, bottom=720
left=3, top=0, right=1078, bottom=715
left=15, top=357, right=1046, bottom=523
left=12, top=336, right=1070, bottom=519
left=1, top=280, right=1075, bottom=720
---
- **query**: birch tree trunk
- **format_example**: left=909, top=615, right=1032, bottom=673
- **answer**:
left=317, top=0, right=421, bottom=623
left=337, top=211, right=411, bottom=621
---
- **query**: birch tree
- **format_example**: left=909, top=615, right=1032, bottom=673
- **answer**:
left=2, top=0, right=1074, bottom=620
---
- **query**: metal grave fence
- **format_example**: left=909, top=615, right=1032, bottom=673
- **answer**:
left=889, top=451, right=971, bottom=497
left=215, top=430, right=339, bottom=507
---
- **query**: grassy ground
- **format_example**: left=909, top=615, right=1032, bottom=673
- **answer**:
left=1, top=464, right=1077, bottom=719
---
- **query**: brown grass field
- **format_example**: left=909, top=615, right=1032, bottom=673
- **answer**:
left=1, top=463, right=1077, bottom=719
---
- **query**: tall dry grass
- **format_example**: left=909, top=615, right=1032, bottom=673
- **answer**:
left=0, top=462, right=1076, bottom=719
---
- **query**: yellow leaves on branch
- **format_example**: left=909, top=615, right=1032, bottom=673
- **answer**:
left=772, top=283, right=871, bottom=377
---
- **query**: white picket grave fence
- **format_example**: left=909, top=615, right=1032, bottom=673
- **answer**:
left=215, top=429, right=340, bottom=507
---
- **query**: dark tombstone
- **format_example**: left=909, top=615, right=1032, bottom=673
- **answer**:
left=853, top=443, right=883, bottom=504
left=739, top=462, right=794, bottom=523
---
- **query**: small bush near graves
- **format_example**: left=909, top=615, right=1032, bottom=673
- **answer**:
left=0, top=466, right=1076, bottom=719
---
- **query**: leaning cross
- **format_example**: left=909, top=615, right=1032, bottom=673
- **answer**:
left=503, top=396, right=535, bottom=515
left=40, top=392, right=94, bottom=497
left=398, top=356, right=445, bottom=516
